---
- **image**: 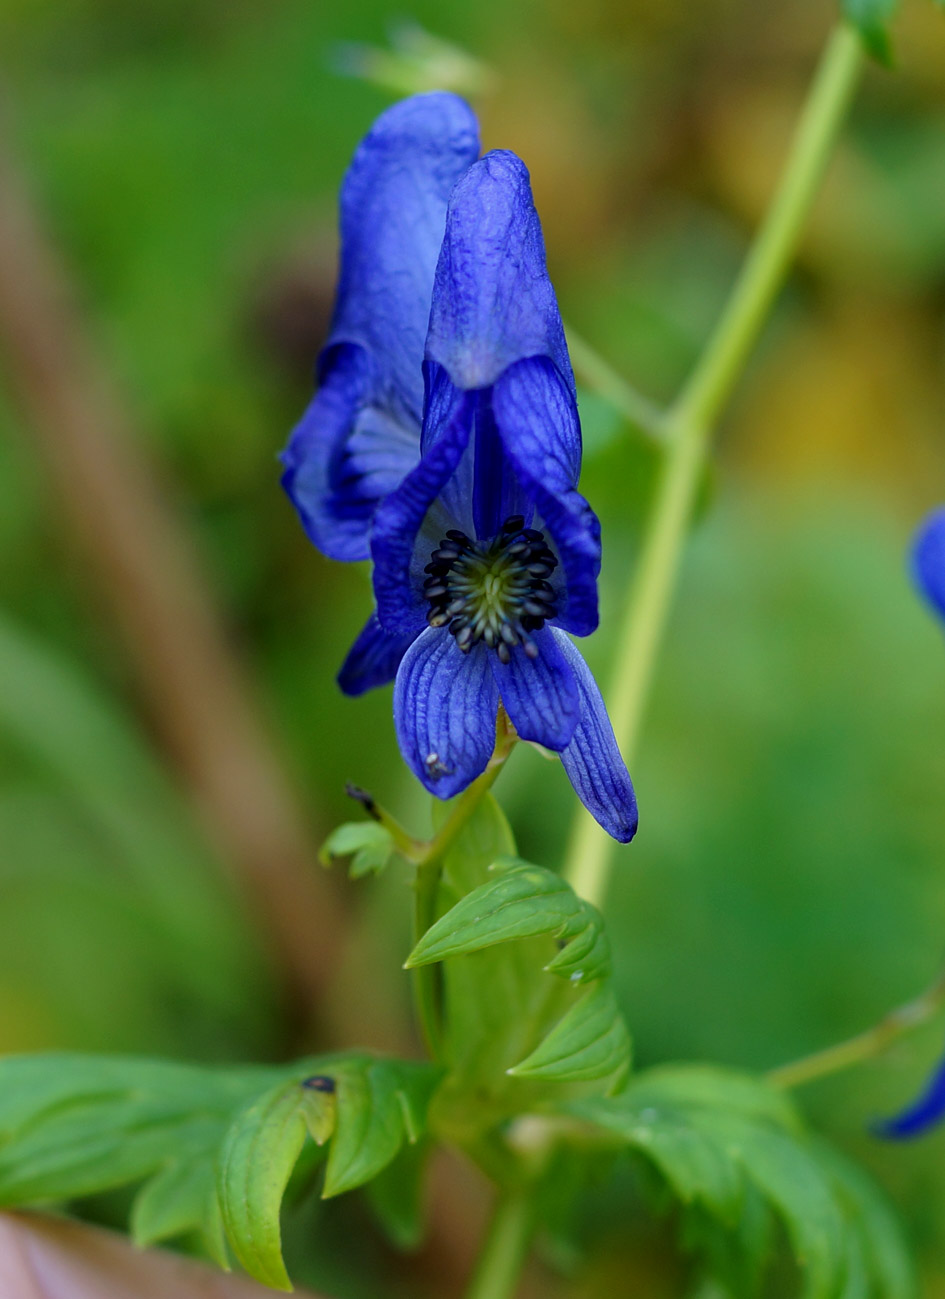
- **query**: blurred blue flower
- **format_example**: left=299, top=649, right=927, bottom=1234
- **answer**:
left=355, top=151, right=636, bottom=842
left=874, top=1051, right=945, bottom=1140
left=872, top=510, right=945, bottom=1140
left=912, top=507, right=945, bottom=623
left=280, top=91, right=479, bottom=562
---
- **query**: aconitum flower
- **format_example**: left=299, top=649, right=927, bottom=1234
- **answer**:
left=362, top=150, right=637, bottom=842
left=874, top=1055, right=945, bottom=1139
left=912, top=507, right=945, bottom=623
left=873, top=507, right=945, bottom=1141
left=280, top=92, right=479, bottom=563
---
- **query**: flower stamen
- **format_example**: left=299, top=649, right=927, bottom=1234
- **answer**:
left=424, top=516, right=559, bottom=661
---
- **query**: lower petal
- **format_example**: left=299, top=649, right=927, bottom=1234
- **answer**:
left=393, top=630, right=498, bottom=799
left=552, top=630, right=638, bottom=843
left=491, top=627, right=579, bottom=751
left=337, top=613, right=419, bottom=697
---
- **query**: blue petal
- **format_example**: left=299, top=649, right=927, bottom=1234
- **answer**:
left=551, top=630, right=638, bottom=843
left=873, top=1049, right=945, bottom=1139
left=282, top=93, right=480, bottom=561
left=393, top=630, right=498, bottom=798
left=493, top=357, right=600, bottom=635
left=425, top=150, right=574, bottom=394
left=491, top=627, right=580, bottom=751
left=912, top=507, right=945, bottom=623
left=280, top=344, right=381, bottom=562
left=337, top=613, right=419, bottom=697
left=372, top=379, right=477, bottom=634
left=332, top=92, right=480, bottom=420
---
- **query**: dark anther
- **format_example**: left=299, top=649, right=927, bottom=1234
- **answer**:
left=302, top=1075, right=336, bottom=1093
left=345, top=782, right=379, bottom=821
left=423, top=521, right=560, bottom=660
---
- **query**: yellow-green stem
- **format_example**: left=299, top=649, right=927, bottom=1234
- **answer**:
left=566, top=325, right=664, bottom=443
left=563, top=23, right=862, bottom=909
left=767, top=969, right=945, bottom=1091
left=464, top=1188, right=535, bottom=1299
left=411, top=729, right=516, bottom=1059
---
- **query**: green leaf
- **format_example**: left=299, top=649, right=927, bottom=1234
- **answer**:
left=842, top=0, right=898, bottom=63
left=509, top=982, right=630, bottom=1088
left=319, top=821, right=396, bottom=878
left=0, top=1051, right=437, bottom=1291
left=408, top=859, right=611, bottom=984
left=410, top=855, right=629, bottom=1087
left=433, top=796, right=553, bottom=1100
left=323, top=1058, right=437, bottom=1198
left=218, top=1077, right=333, bottom=1291
left=814, top=1142, right=915, bottom=1299
left=566, top=1066, right=864, bottom=1298
left=131, top=1157, right=226, bottom=1263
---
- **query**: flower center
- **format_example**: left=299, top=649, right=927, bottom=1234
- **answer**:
left=423, top=515, right=559, bottom=663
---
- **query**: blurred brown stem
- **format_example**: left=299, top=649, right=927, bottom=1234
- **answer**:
left=0, top=121, right=346, bottom=1020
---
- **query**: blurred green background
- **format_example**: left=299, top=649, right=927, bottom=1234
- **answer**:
left=1, top=0, right=945, bottom=1294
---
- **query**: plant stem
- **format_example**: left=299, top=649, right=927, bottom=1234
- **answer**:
left=566, top=325, right=665, bottom=443
left=464, top=1189, right=535, bottom=1299
left=563, top=23, right=861, bottom=909
left=411, top=725, right=517, bottom=1059
left=767, top=969, right=945, bottom=1091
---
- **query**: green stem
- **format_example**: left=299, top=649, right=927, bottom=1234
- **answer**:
left=566, top=325, right=665, bottom=442
left=767, top=969, right=945, bottom=1091
left=464, top=1189, right=535, bottom=1299
left=563, top=23, right=861, bottom=909
left=411, top=723, right=517, bottom=1059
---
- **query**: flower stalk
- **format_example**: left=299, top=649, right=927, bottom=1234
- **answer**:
left=767, top=968, right=945, bottom=1092
left=411, top=715, right=517, bottom=1059
left=564, top=22, right=862, bottom=909
left=463, top=1188, right=536, bottom=1299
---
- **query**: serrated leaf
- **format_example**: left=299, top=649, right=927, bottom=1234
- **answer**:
left=407, top=859, right=611, bottom=984
left=323, top=1059, right=436, bottom=1198
left=319, top=821, right=395, bottom=878
left=566, top=1066, right=915, bottom=1298
left=0, top=1050, right=437, bottom=1291
left=218, top=1077, right=327, bottom=1291
left=0, top=1055, right=277, bottom=1205
left=814, top=1142, right=915, bottom=1299
left=415, top=841, right=629, bottom=1090
left=509, top=981, right=630, bottom=1088
left=842, top=0, right=897, bottom=62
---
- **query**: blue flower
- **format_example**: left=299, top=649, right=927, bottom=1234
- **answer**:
left=912, top=507, right=945, bottom=623
left=360, top=150, right=637, bottom=842
left=280, top=92, right=480, bottom=563
left=874, top=1050, right=945, bottom=1140
left=871, top=510, right=945, bottom=1140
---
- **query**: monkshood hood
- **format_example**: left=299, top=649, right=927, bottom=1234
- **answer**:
left=280, top=92, right=480, bottom=563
